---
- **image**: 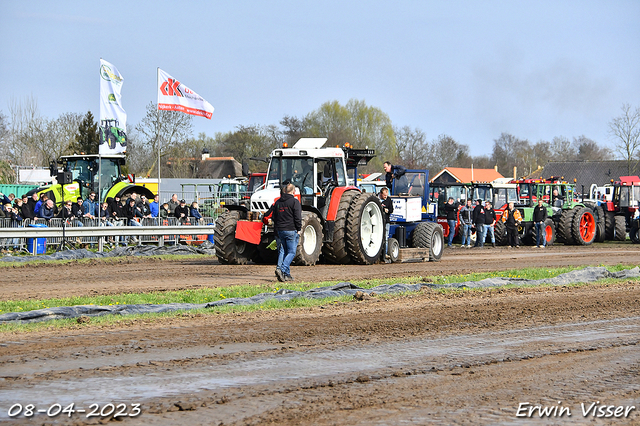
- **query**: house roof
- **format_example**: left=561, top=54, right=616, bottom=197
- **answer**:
left=431, top=167, right=504, bottom=183
left=538, top=160, right=640, bottom=191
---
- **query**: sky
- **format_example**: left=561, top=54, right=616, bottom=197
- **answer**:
left=1, top=0, right=639, bottom=158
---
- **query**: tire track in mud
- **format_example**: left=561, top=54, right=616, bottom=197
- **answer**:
left=2, top=317, right=638, bottom=424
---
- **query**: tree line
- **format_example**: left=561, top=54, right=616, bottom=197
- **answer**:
left=0, top=97, right=638, bottom=183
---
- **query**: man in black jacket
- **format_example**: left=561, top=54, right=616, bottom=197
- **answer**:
left=379, top=187, right=394, bottom=262
left=483, top=201, right=497, bottom=248
left=266, top=183, right=302, bottom=282
left=383, top=162, right=407, bottom=192
left=473, top=199, right=485, bottom=247
left=174, top=199, right=190, bottom=224
left=533, top=199, right=548, bottom=248
left=443, top=197, right=459, bottom=247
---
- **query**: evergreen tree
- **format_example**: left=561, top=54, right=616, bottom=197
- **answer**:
left=69, top=111, right=99, bottom=154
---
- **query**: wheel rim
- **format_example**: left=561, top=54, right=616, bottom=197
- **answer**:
left=545, top=225, right=553, bottom=243
left=431, top=229, right=443, bottom=256
left=579, top=212, right=596, bottom=241
left=360, top=201, right=384, bottom=257
left=302, top=224, right=317, bottom=255
left=391, top=242, right=399, bottom=259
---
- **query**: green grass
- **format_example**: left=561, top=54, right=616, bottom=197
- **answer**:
left=0, top=263, right=638, bottom=333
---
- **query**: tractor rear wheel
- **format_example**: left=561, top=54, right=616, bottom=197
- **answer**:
left=556, top=209, right=577, bottom=245
left=322, top=190, right=358, bottom=264
left=345, top=193, right=385, bottom=264
left=411, top=222, right=444, bottom=261
left=294, top=212, right=323, bottom=266
left=604, top=211, right=615, bottom=240
left=614, top=215, right=627, bottom=241
left=494, top=220, right=508, bottom=246
left=213, top=210, right=256, bottom=265
left=544, top=218, right=556, bottom=246
left=630, top=220, right=640, bottom=244
left=571, top=207, right=596, bottom=245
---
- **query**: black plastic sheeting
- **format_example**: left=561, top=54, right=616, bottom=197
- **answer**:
left=0, top=241, right=217, bottom=262
left=1, top=266, right=638, bottom=324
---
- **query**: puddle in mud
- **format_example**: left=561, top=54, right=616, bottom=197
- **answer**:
left=0, top=317, right=638, bottom=420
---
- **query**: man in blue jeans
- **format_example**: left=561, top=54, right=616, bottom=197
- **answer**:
left=266, top=183, right=302, bottom=282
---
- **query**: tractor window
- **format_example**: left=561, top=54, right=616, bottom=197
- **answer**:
left=493, top=188, right=507, bottom=209
left=472, top=186, right=491, bottom=202
left=335, top=158, right=346, bottom=186
left=268, top=158, right=280, bottom=181
left=67, top=160, right=92, bottom=183
left=98, top=159, right=119, bottom=201
left=619, top=187, right=630, bottom=207
left=447, top=185, right=467, bottom=203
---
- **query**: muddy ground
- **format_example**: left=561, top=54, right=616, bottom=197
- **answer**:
left=0, top=243, right=639, bottom=425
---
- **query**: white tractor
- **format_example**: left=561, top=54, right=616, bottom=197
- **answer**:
left=214, top=138, right=386, bottom=265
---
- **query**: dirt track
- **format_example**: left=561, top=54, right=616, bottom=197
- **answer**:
left=0, top=244, right=639, bottom=425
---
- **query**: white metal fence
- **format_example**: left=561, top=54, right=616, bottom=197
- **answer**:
left=0, top=217, right=217, bottom=254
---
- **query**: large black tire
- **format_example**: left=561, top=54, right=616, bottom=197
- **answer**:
left=556, top=209, right=577, bottom=245
left=322, top=190, right=359, bottom=264
left=593, top=206, right=605, bottom=243
left=630, top=220, right=640, bottom=244
left=544, top=218, right=556, bottom=246
left=411, top=222, right=444, bottom=261
left=293, top=212, right=323, bottom=266
left=388, top=237, right=400, bottom=263
left=614, top=215, right=626, bottom=241
left=571, top=207, right=596, bottom=245
left=213, top=210, right=256, bottom=265
left=604, top=211, right=615, bottom=240
left=345, top=193, right=385, bottom=264
left=494, top=220, right=508, bottom=246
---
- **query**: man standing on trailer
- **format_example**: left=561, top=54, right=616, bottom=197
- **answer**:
left=266, top=183, right=302, bottom=282
left=383, top=161, right=406, bottom=191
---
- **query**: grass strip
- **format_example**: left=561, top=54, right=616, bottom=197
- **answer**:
left=1, top=264, right=637, bottom=317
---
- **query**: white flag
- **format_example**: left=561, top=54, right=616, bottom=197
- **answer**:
left=157, top=68, right=214, bottom=119
left=99, top=59, right=127, bottom=154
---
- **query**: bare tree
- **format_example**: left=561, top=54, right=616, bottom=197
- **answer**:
left=134, top=102, right=193, bottom=177
left=609, top=103, right=640, bottom=175
left=394, top=126, right=428, bottom=169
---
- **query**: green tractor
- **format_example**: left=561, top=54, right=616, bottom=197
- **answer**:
left=99, top=119, right=127, bottom=150
left=28, top=154, right=154, bottom=206
left=496, top=177, right=597, bottom=246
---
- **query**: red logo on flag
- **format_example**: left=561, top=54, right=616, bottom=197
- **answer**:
left=160, top=78, right=183, bottom=97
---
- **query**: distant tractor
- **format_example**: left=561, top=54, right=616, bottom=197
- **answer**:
left=28, top=154, right=154, bottom=205
left=214, top=138, right=444, bottom=266
left=585, top=176, right=639, bottom=241
left=503, top=178, right=596, bottom=246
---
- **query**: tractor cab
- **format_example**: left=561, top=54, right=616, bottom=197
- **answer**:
left=32, top=153, right=154, bottom=206
left=250, top=138, right=374, bottom=214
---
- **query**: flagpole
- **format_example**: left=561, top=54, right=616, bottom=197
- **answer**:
left=157, top=67, right=161, bottom=201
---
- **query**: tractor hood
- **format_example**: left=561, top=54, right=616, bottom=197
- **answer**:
left=250, top=187, right=282, bottom=213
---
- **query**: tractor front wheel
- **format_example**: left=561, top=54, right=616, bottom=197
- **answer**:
left=544, top=218, right=556, bottom=246
left=614, top=215, right=627, bottom=241
left=294, top=212, right=323, bottom=266
left=213, top=210, right=256, bottom=265
left=411, top=222, right=444, bottom=261
left=630, top=220, right=640, bottom=244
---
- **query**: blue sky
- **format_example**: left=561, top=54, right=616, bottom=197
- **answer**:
left=1, top=0, right=639, bottom=156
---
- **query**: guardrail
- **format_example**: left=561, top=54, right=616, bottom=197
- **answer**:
left=0, top=217, right=217, bottom=254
